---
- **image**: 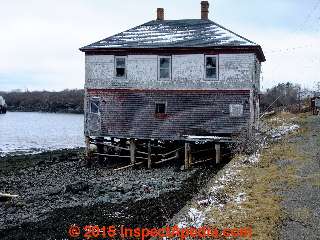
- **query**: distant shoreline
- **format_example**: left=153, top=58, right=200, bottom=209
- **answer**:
left=5, top=109, right=84, bottom=114
left=0, top=89, right=84, bottom=114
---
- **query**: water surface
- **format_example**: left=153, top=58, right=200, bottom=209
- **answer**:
left=0, top=112, right=84, bottom=156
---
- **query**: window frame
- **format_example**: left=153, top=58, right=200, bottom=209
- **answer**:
left=89, top=97, right=100, bottom=115
left=114, top=56, right=127, bottom=79
left=154, top=102, right=167, bottom=118
left=204, top=55, right=218, bottom=80
left=158, top=56, right=172, bottom=80
left=229, top=104, right=244, bottom=118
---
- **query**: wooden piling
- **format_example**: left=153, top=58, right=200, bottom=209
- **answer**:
left=85, top=136, right=93, bottom=166
left=185, top=142, right=190, bottom=169
left=85, top=136, right=90, bottom=157
left=215, top=143, right=221, bottom=164
left=96, top=137, right=104, bottom=163
left=188, top=143, right=192, bottom=167
left=147, top=141, right=152, bottom=169
left=130, top=139, right=136, bottom=165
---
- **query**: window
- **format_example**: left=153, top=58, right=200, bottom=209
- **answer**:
left=90, top=98, right=100, bottom=114
left=115, top=56, right=126, bottom=78
left=205, top=55, right=218, bottom=79
left=229, top=104, right=243, bottom=117
left=158, top=57, right=171, bottom=80
left=155, top=103, right=166, bottom=114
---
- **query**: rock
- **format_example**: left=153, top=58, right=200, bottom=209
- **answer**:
left=121, top=184, right=133, bottom=194
left=65, top=181, right=90, bottom=194
left=48, top=187, right=63, bottom=196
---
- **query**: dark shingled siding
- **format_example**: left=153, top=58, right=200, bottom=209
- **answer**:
left=86, top=89, right=251, bottom=140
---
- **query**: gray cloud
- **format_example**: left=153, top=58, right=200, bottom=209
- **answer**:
left=0, top=0, right=319, bottom=91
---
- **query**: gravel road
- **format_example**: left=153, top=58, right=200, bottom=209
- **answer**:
left=278, top=115, right=320, bottom=240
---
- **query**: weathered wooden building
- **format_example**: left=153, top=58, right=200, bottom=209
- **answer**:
left=80, top=1, right=265, bottom=168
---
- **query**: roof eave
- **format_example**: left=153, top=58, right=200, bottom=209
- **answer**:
left=80, top=45, right=266, bottom=62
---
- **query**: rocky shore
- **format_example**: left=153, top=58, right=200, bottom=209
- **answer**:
left=0, top=149, right=227, bottom=239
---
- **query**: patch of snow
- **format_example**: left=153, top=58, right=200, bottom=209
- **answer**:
left=234, top=192, right=246, bottom=204
left=177, top=221, right=188, bottom=229
left=270, top=124, right=300, bottom=139
left=245, top=153, right=260, bottom=164
left=185, top=135, right=224, bottom=140
left=187, top=208, right=205, bottom=228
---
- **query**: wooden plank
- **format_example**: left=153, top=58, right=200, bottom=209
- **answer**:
left=215, top=144, right=221, bottom=164
left=96, top=142, right=148, bottom=156
left=130, top=139, right=136, bottom=164
left=114, top=161, right=144, bottom=171
left=85, top=136, right=90, bottom=156
left=154, top=155, right=178, bottom=165
left=188, top=143, right=192, bottom=167
left=185, top=142, right=190, bottom=169
left=147, top=141, right=152, bottom=169
left=191, top=158, right=213, bottom=166
left=0, top=193, right=18, bottom=202
left=93, top=153, right=130, bottom=158
left=102, top=143, right=130, bottom=151
left=191, top=148, right=212, bottom=155
left=162, top=147, right=184, bottom=157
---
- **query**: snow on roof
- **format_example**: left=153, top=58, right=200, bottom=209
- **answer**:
left=81, top=19, right=258, bottom=50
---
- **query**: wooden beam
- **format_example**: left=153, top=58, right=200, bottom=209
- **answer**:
left=0, top=193, right=18, bottom=202
left=191, top=148, right=212, bottom=155
left=147, top=141, right=152, bottom=169
left=162, top=147, right=184, bottom=157
left=191, top=157, right=213, bottom=166
left=185, top=142, right=190, bottom=169
left=114, top=161, right=144, bottom=171
left=188, top=143, right=192, bottom=167
left=130, top=139, right=136, bottom=164
left=93, top=153, right=130, bottom=158
left=85, top=136, right=90, bottom=157
left=215, top=144, right=221, bottom=164
left=154, top=154, right=178, bottom=165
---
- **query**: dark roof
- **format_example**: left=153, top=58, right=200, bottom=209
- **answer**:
left=80, top=19, right=265, bottom=61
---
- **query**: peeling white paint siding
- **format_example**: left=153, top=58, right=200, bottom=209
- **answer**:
left=127, top=55, right=158, bottom=83
left=85, top=55, right=114, bottom=88
left=219, top=53, right=255, bottom=84
left=85, top=53, right=258, bottom=89
left=172, top=54, right=204, bottom=82
left=254, top=56, right=261, bottom=92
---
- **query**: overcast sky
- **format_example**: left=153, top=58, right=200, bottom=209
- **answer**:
left=0, top=0, right=320, bottom=91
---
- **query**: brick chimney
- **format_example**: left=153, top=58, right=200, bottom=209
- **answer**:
left=201, top=1, right=209, bottom=20
left=157, top=8, right=164, bottom=21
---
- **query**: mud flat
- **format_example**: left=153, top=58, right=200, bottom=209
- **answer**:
left=0, top=149, right=228, bottom=239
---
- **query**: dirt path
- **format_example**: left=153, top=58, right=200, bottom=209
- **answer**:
left=278, top=115, right=320, bottom=240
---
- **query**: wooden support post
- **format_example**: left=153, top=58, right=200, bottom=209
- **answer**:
left=130, top=139, right=136, bottom=165
left=147, top=141, right=152, bottom=169
left=85, top=136, right=92, bottom=166
left=188, top=143, right=192, bottom=167
left=175, top=148, right=180, bottom=159
left=85, top=136, right=90, bottom=157
left=96, top=137, right=104, bottom=163
left=185, top=142, right=190, bottom=169
left=215, top=143, right=221, bottom=164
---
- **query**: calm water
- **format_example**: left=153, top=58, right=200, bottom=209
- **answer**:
left=0, top=112, right=84, bottom=156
